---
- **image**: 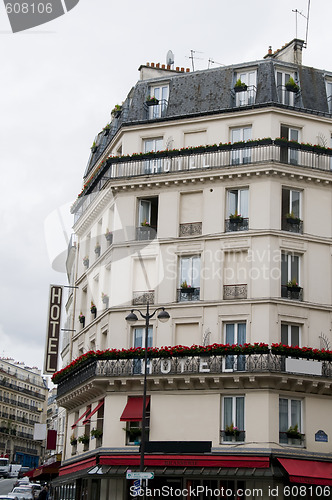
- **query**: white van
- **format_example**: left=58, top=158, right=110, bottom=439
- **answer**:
left=8, top=464, right=22, bottom=477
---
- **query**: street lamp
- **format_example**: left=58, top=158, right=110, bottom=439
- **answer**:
left=125, top=302, right=170, bottom=472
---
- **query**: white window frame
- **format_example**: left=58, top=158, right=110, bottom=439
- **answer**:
left=326, top=80, right=332, bottom=113
left=231, top=127, right=252, bottom=164
left=281, top=323, right=301, bottom=347
left=276, top=70, right=297, bottom=106
left=223, top=322, right=246, bottom=372
left=148, top=84, right=169, bottom=119
left=235, top=70, right=257, bottom=106
left=227, top=188, right=249, bottom=218
left=282, top=187, right=301, bottom=219
left=222, top=395, right=245, bottom=442
left=143, top=138, right=163, bottom=173
left=179, top=255, right=201, bottom=289
left=281, top=252, right=300, bottom=286
left=279, top=397, right=303, bottom=443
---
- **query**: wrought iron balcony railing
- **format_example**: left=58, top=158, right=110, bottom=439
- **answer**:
left=281, top=285, right=303, bottom=301
left=220, top=430, right=245, bottom=443
left=73, top=141, right=332, bottom=223
left=225, top=218, right=249, bottom=232
left=136, top=226, right=157, bottom=241
left=281, top=217, right=303, bottom=234
left=223, top=284, right=247, bottom=300
left=132, top=290, right=155, bottom=306
left=179, top=222, right=202, bottom=237
left=177, top=287, right=200, bottom=302
left=279, top=431, right=305, bottom=446
left=56, top=352, right=332, bottom=398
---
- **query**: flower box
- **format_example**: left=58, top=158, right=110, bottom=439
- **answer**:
left=234, top=84, right=247, bottom=93
left=286, top=217, right=301, bottom=225
left=146, top=98, right=159, bottom=106
left=181, top=287, right=195, bottom=294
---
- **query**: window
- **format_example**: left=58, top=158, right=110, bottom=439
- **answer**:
left=326, top=81, right=332, bottom=113
left=133, top=326, right=153, bottom=374
left=281, top=324, right=300, bottom=346
left=137, top=197, right=158, bottom=240
left=276, top=71, right=298, bottom=105
left=179, top=191, right=203, bottom=237
left=234, top=70, right=257, bottom=106
left=143, top=138, right=163, bottom=173
left=281, top=187, right=302, bottom=233
left=226, top=188, right=249, bottom=232
left=279, top=398, right=303, bottom=444
left=179, top=255, right=200, bottom=301
left=231, top=127, right=252, bottom=165
left=148, top=84, right=169, bottom=119
left=280, top=125, right=300, bottom=164
left=281, top=253, right=302, bottom=300
left=222, top=396, right=245, bottom=442
left=224, top=323, right=246, bottom=371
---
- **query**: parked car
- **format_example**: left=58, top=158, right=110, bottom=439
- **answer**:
left=10, top=488, right=34, bottom=499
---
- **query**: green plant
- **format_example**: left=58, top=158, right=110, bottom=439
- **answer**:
left=90, top=302, right=97, bottom=314
left=146, top=95, right=159, bottom=103
left=111, top=104, right=122, bottom=116
left=285, top=77, right=300, bottom=92
left=229, top=211, right=243, bottom=221
left=180, top=281, right=191, bottom=289
left=91, top=141, right=97, bottom=151
left=225, top=422, right=240, bottom=436
left=286, top=424, right=302, bottom=439
left=141, top=219, right=151, bottom=227
left=285, top=211, right=300, bottom=222
left=78, top=434, right=89, bottom=444
left=91, top=428, right=103, bottom=439
left=234, top=78, right=247, bottom=89
left=70, top=435, right=77, bottom=446
left=78, top=312, right=85, bottom=323
left=287, top=278, right=299, bottom=288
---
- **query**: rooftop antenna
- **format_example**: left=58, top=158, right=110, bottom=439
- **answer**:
left=186, top=49, right=203, bottom=72
left=166, top=49, right=174, bottom=68
left=292, top=8, right=307, bottom=40
left=304, top=0, right=311, bottom=48
left=208, top=58, right=225, bottom=69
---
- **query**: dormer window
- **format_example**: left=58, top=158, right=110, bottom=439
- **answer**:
left=234, top=70, right=257, bottom=106
left=276, top=70, right=299, bottom=105
left=147, top=84, right=169, bottom=119
left=326, top=80, right=332, bottom=113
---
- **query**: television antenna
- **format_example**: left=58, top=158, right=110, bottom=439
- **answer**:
left=292, top=0, right=310, bottom=47
left=208, top=58, right=225, bottom=69
left=186, top=49, right=203, bottom=72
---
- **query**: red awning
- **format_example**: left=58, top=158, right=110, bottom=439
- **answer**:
left=59, top=457, right=97, bottom=477
left=278, top=458, right=332, bottom=485
left=120, top=396, right=150, bottom=422
left=99, top=454, right=269, bottom=469
left=83, top=400, right=104, bottom=425
left=71, top=408, right=91, bottom=429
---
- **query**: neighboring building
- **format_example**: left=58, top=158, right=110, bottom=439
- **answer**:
left=53, top=39, right=332, bottom=499
left=0, top=358, right=48, bottom=467
left=47, top=387, right=66, bottom=457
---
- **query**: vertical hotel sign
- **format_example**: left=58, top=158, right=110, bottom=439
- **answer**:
left=44, top=285, right=63, bottom=374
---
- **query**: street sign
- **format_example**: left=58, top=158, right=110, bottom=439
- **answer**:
left=126, top=472, right=154, bottom=480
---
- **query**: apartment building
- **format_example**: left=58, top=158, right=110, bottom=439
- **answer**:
left=0, top=357, right=48, bottom=467
left=52, top=39, right=332, bottom=499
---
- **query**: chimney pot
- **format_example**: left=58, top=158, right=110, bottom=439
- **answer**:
left=176, top=67, right=179, bottom=71
left=162, top=64, right=165, bottom=69
left=181, top=67, right=184, bottom=72
left=167, top=64, right=170, bottom=70
left=151, top=62, right=155, bottom=67
left=156, top=63, right=160, bottom=68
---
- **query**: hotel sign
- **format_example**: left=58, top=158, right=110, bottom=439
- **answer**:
left=44, top=285, right=63, bottom=374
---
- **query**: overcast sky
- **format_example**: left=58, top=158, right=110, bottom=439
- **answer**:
left=0, top=0, right=331, bottom=373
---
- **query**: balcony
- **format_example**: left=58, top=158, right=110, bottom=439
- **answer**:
left=220, top=430, right=245, bottom=443
left=179, top=222, right=202, bottom=237
left=177, top=287, right=200, bottom=302
left=136, top=226, right=157, bottom=241
left=132, top=290, right=155, bottom=306
left=225, top=218, right=249, bottom=232
left=281, top=285, right=303, bottom=301
left=281, top=217, right=303, bottom=234
left=144, top=99, right=168, bottom=120
left=73, top=140, right=332, bottom=223
left=223, top=284, right=247, bottom=300
left=56, top=351, right=332, bottom=399
left=279, top=431, right=305, bottom=447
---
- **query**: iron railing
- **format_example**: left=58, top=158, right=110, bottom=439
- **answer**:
left=177, top=287, right=200, bottom=302
left=73, top=142, right=332, bottom=223
left=179, top=222, right=202, bottom=237
left=223, top=284, right=247, bottom=300
left=281, top=217, right=303, bottom=234
left=56, top=352, right=331, bottom=398
left=281, top=285, right=303, bottom=301
left=225, top=218, right=249, bottom=232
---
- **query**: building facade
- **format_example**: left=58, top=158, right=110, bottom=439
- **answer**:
left=0, top=358, right=48, bottom=467
left=53, top=40, right=332, bottom=499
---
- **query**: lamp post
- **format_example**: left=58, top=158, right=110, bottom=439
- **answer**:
left=125, top=301, right=170, bottom=472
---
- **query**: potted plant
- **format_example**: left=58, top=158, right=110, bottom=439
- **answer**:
left=83, top=256, right=89, bottom=268
left=90, top=302, right=97, bottom=316
left=102, top=293, right=109, bottom=305
left=78, top=312, right=85, bottom=325
left=141, top=219, right=151, bottom=227
left=234, top=78, right=247, bottom=92
left=94, top=243, right=101, bottom=257
left=287, top=278, right=301, bottom=291
left=180, top=281, right=195, bottom=294
left=91, top=428, right=103, bottom=439
left=103, top=124, right=111, bottom=136
left=285, top=212, right=301, bottom=224
left=105, top=229, right=113, bottom=243
left=286, top=424, right=302, bottom=440
left=70, top=435, right=77, bottom=446
left=91, top=141, right=98, bottom=153
left=146, top=95, right=159, bottom=106
left=229, top=211, right=243, bottom=223
left=78, top=434, right=89, bottom=444
left=285, top=77, right=300, bottom=93
left=111, top=104, right=122, bottom=118
left=225, top=423, right=240, bottom=436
